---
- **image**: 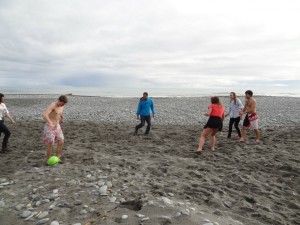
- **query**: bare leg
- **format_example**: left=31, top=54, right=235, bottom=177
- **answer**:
left=46, top=145, right=54, bottom=159
left=197, top=128, right=212, bottom=152
left=239, top=126, right=247, bottom=142
left=210, top=128, right=219, bottom=151
left=254, top=129, right=260, bottom=142
left=56, top=140, right=64, bottom=159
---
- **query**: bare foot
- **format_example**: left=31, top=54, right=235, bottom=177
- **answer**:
left=238, top=138, right=245, bottom=142
left=211, top=147, right=215, bottom=151
left=195, top=149, right=202, bottom=154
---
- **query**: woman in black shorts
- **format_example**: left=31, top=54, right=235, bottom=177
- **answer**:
left=196, top=96, right=224, bottom=153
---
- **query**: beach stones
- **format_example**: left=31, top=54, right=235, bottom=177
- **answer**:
left=0, top=200, right=5, bottom=208
left=37, top=211, right=49, bottom=219
left=161, top=197, right=173, bottom=205
left=36, top=218, right=50, bottom=225
left=50, top=221, right=59, bottom=225
left=20, top=210, right=32, bottom=218
left=99, top=185, right=108, bottom=195
left=121, top=215, right=128, bottom=220
left=15, top=204, right=25, bottom=210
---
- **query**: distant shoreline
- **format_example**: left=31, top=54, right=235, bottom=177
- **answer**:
left=3, top=93, right=300, bottom=98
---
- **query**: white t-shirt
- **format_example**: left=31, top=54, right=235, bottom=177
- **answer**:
left=0, top=103, right=9, bottom=120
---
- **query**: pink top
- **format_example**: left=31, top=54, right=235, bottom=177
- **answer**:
left=209, top=104, right=224, bottom=118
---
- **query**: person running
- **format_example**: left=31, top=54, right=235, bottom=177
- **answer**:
left=135, top=92, right=155, bottom=135
left=0, top=93, right=16, bottom=153
left=43, top=95, right=68, bottom=161
left=197, top=96, right=224, bottom=153
left=239, top=90, right=260, bottom=142
left=225, top=92, right=243, bottom=139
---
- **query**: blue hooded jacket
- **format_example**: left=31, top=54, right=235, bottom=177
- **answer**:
left=136, top=97, right=155, bottom=116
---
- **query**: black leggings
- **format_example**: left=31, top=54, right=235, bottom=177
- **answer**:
left=136, top=115, right=151, bottom=134
left=0, top=120, right=11, bottom=150
left=228, top=117, right=241, bottom=138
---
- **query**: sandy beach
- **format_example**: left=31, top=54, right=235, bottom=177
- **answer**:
left=0, top=95, right=299, bottom=225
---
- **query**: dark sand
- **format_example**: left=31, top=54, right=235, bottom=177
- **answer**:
left=0, top=96, right=299, bottom=225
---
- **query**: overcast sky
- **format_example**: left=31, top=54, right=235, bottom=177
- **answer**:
left=0, top=0, right=299, bottom=93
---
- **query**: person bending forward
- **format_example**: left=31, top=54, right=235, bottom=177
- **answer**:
left=197, top=96, right=225, bottom=153
left=43, top=95, right=68, bottom=161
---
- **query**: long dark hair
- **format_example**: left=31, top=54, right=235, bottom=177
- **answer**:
left=230, top=92, right=237, bottom=104
left=0, top=93, right=4, bottom=103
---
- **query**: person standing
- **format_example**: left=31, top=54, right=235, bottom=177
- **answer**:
left=43, top=95, right=68, bottom=161
left=225, top=92, right=243, bottom=139
left=135, top=92, right=155, bottom=135
left=197, top=96, right=224, bottom=153
left=0, top=93, right=16, bottom=153
left=239, top=90, right=260, bottom=142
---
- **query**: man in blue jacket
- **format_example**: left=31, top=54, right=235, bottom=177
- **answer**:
left=135, top=92, right=155, bottom=135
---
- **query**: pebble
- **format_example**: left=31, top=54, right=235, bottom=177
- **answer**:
left=109, top=196, right=117, bottom=203
left=86, top=182, right=95, bottom=187
left=48, top=204, right=55, bottom=210
left=38, top=211, right=49, bottom=219
left=50, top=221, right=60, bottom=225
left=141, top=217, right=150, bottom=221
left=203, top=223, right=214, bottom=225
left=168, top=192, right=174, bottom=197
left=53, top=189, right=59, bottom=194
left=80, top=209, right=87, bottom=215
left=106, top=181, right=113, bottom=188
left=35, top=201, right=41, bottom=206
left=16, top=204, right=25, bottom=210
left=99, top=185, right=108, bottom=195
left=89, top=207, right=96, bottom=213
left=122, top=215, right=128, bottom=220
left=50, top=194, right=59, bottom=200
left=136, top=213, right=145, bottom=218
left=42, top=199, right=50, bottom=203
left=0, top=178, right=7, bottom=183
left=73, top=223, right=81, bottom=225
left=0, top=182, right=9, bottom=186
left=223, top=201, right=232, bottom=208
left=175, top=212, right=181, bottom=217
left=98, top=181, right=105, bottom=186
left=0, top=200, right=5, bottom=208
left=20, top=210, right=32, bottom=218
left=161, top=197, right=173, bottom=205
left=36, top=218, right=50, bottom=225
left=160, top=215, right=172, bottom=221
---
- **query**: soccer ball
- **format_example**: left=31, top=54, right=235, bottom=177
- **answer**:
left=47, top=156, right=59, bottom=166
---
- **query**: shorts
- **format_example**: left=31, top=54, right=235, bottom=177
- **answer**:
left=42, top=123, right=64, bottom=145
left=243, top=113, right=259, bottom=129
left=204, top=116, right=223, bottom=130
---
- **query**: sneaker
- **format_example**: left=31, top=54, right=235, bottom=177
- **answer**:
left=134, top=128, right=138, bottom=135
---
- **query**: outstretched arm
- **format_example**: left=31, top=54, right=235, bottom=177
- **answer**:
left=204, top=106, right=212, bottom=116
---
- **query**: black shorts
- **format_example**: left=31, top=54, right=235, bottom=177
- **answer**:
left=204, top=116, right=223, bottom=130
left=243, top=114, right=250, bottom=127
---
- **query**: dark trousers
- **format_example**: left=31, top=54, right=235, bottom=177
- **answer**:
left=228, top=117, right=241, bottom=138
left=0, top=120, right=11, bottom=150
left=136, top=115, right=151, bottom=134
